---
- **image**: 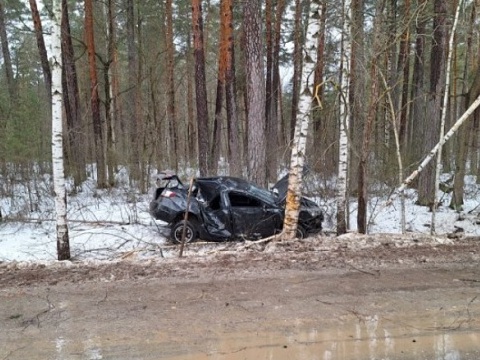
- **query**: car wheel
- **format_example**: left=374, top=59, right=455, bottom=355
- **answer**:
left=296, top=225, right=306, bottom=239
left=170, top=219, right=198, bottom=244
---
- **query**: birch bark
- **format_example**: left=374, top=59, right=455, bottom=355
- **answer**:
left=336, top=0, right=351, bottom=235
left=282, top=2, right=322, bottom=240
left=387, top=93, right=480, bottom=206
left=51, top=0, right=70, bottom=260
left=432, top=0, right=463, bottom=233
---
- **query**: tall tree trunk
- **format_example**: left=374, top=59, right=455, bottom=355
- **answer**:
left=210, top=0, right=228, bottom=174
left=290, top=0, right=303, bottom=144
left=357, top=0, right=385, bottom=234
left=85, top=0, right=107, bottom=188
left=192, top=0, right=210, bottom=176
left=409, top=0, right=428, bottom=160
left=50, top=0, right=70, bottom=260
left=283, top=2, right=322, bottom=240
left=0, top=0, right=15, bottom=101
left=272, top=0, right=286, bottom=162
left=417, top=0, right=447, bottom=207
left=432, top=0, right=463, bottom=233
left=265, top=0, right=276, bottom=182
left=224, top=0, right=241, bottom=177
left=336, top=0, right=352, bottom=236
left=165, top=0, right=178, bottom=171
left=348, top=0, right=365, bottom=193
left=186, top=31, right=197, bottom=164
left=61, top=0, right=86, bottom=187
left=105, top=0, right=118, bottom=185
left=398, top=0, right=411, bottom=147
left=29, top=0, right=51, bottom=103
left=126, top=0, right=143, bottom=183
left=244, top=0, right=266, bottom=186
left=451, top=1, right=477, bottom=210
left=313, top=0, right=327, bottom=173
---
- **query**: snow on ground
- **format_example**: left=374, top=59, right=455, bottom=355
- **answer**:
left=1, top=173, right=480, bottom=262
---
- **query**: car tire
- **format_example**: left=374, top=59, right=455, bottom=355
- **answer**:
left=170, top=219, right=198, bottom=244
left=296, top=225, right=306, bottom=239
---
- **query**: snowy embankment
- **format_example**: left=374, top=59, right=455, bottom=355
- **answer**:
left=1, top=173, right=480, bottom=263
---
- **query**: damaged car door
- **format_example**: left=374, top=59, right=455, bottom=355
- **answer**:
left=225, top=190, right=283, bottom=239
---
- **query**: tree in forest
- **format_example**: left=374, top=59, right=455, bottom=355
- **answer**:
left=61, top=0, right=86, bottom=187
left=289, top=0, right=303, bottom=145
left=28, top=0, right=51, bottom=103
left=451, top=0, right=477, bottom=211
left=417, top=0, right=447, bottom=207
left=336, top=0, right=352, bottom=235
left=192, top=0, right=210, bottom=176
left=265, top=0, right=286, bottom=182
left=223, top=0, right=241, bottom=177
left=312, top=0, right=327, bottom=165
left=104, top=0, right=119, bottom=186
left=211, top=0, right=241, bottom=176
left=126, top=0, right=144, bottom=187
left=210, top=1, right=227, bottom=174
left=410, top=0, right=428, bottom=161
left=282, top=1, right=322, bottom=240
left=243, top=0, right=266, bottom=186
left=165, top=0, right=178, bottom=172
left=357, top=0, right=385, bottom=234
left=0, top=0, right=16, bottom=102
left=50, top=0, right=70, bottom=260
left=85, top=0, right=107, bottom=187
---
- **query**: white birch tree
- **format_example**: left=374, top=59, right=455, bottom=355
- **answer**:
left=386, top=93, right=480, bottom=206
left=336, top=0, right=351, bottom=235
left=50, top=0, right=70, bottom=260
left=432, top=0, right=463, bottom=234
left=282, top=1, right=322, bottom=240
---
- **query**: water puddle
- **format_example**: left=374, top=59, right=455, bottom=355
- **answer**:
left=33, top=312, right=478, bottom=359
left=4, top=295, right=480, bottom=360
left=169, top=316, right=480, bottom=360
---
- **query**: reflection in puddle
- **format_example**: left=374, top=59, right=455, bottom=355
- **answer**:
left=9, top=310, right=480, bottom=359
left=170, top=314, right=480, bottom=360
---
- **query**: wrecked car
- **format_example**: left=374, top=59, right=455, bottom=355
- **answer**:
left=149, top=172, right=323, bottom=243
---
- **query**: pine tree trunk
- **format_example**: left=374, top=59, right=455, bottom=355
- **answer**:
left=409, top=0, right=428, bottom=160
left=417, top=0, right=447, bottom=207
left=313, top=0, right=327, bottom=173
left=165, top=0, right=178, bottom=171
left=105, top=0, right=118, bottom=186
left=244, top=0, right=267, bottom=186
left=61, top=0, right=86, bottom=187
left=357, top=0, right=385, bottom=234
left=290, top=0, right=302, bottom=144
left=223, top=0, right=241, bottom=177
left=451, top=2, right=478, bottom=210
left=0, top=0, right=15, bottom=101
left=29, top=0, right=51, bottom=103
left=192, top=0, right=210, bottom=176
left=85, top=0, right=107, bottom=188
left=186, top=33, right=197, bottom=164
left=397, top=0, right=411, bottom=147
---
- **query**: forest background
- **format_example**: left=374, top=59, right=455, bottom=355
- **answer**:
left=1, top=0, right=480, bottom=242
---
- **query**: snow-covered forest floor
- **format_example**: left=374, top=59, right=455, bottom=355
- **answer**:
left=1, top=169, right=480, bottom=262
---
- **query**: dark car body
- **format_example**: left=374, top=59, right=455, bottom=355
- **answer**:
left=149, top=173, right=323, bottom=243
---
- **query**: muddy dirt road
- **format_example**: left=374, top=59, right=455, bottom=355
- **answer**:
left=1, top=234, right=480, bottom=359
